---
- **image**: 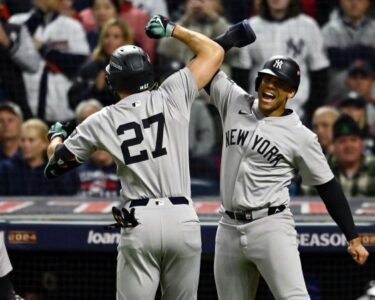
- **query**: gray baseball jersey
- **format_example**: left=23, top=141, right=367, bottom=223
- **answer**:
left=65, top=68, right=198, bottom=201
left=65, top=68, right=202, bottom=300
left=210, top=71, right=333, bottom=211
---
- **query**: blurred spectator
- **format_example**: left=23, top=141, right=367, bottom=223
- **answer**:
left=345, top=59, right=375, bottom=134
left=58, top=0, right=80, bottom=20
left=75, top=99, right=121, bottom=197
left=79, top=0, right=156, bottom=61
left=0, top=102, right=22, bottom=160
left=247, top=0, right=329, bottom=121
left=337, top=91, right=375, bottom=155
left=189, top=98, right=216, bottom=179
left=189, top=99, right=215, bottom=158
left=0, top=118, right=79, bottom=195
left=0, top=15, right=39, bottom=119
left=9, top=0, right=90, bottom=124
left=80, top=0, right=120, bottom=50
left=312, top=106, right=340, bottom=156
left=322, top=0, right=375, bottom=103
left=329, top=114, right=375, bottom=197
left=157, top=0, right=250, bottom=89
left=131, top=0, right=169, bottom=18
left=68, top=18, right=133, bottom=109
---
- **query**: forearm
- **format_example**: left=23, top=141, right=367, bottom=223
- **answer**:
left=47, top=136, right=63, bottom=159
left=316, top=177, right=358, bottom=241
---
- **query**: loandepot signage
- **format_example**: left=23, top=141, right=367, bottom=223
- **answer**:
left=297, top=233, right=347, bottom=247
left=87, top=230, right=120, bottom=245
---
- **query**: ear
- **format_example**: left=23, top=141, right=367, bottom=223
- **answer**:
left=287, top=90, right=296, bottom=99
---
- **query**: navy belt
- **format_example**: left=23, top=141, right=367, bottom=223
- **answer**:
left=129, top=197, right=189, bottom=208
left=225, top=204, right=286, bottom=222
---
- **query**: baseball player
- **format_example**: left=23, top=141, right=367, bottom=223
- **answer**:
left=205, top=51, right=369, bottom=298
left=0, top=235, right=23, bottom=300
left=43, top=14, right=255, bottom=300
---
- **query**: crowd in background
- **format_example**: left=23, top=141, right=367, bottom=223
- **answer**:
left=0, top=0, right=374, bottom=198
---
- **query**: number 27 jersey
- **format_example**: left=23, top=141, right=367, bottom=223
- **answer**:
left=64, top=68, right=198, bottom=201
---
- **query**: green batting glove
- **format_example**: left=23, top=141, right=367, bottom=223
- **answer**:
left=145, top=14, right=175, bottom=39
left=47, top=121, right=76, bottom=141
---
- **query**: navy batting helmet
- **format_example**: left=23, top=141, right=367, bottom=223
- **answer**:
left=255, top=55, right=300, bottom=92
left=105, top=45, right=155, bottom=94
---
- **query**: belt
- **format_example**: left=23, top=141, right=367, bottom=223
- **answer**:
left=225, top=204, right=286, bottom=222
left=129, top=197, right=189, bottom=208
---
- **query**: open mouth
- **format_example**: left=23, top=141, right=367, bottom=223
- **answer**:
left=262, top=91, right=276, bottom=102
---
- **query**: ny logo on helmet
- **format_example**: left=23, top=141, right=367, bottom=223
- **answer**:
left=273, top=59, right=283, bottom=69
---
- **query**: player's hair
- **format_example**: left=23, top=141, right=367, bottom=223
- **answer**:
left=75, top=99, right=103, bottom=124
left=259, top=0, right=301, bottom=20
left=92, top=18, right=134, bottom=64
left=21, top=118, right=49, bottom=144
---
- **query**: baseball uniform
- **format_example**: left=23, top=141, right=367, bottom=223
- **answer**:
left=64, top=67, right=201, bottom=300
left=209, top=71, right=334, bottom=300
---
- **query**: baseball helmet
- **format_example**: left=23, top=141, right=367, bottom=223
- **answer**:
left=105, top=45, right=155, bottom=94
left=255, top=55, right=300, bottom=92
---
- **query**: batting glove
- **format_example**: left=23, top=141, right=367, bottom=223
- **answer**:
left=47, top=121, right=76, bottom=141
left=105, top=207, right=139, bottom=229
left=145, top=14, right=175, bottom=39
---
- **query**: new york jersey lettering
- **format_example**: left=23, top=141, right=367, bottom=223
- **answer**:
left=225, top=130, right=283, bottom=167
left=225, top=129, right=249, bottom=147
left=251, top=134, right=283, bottom=167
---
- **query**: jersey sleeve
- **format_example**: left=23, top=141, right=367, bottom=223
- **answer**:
left=295, top=133, right=334, bottom=186
left=159, top=67, right=199, bottom=115
left=64, top=113, right=101, bottom=161
left=209, top=71, right=245, bottom=119
left=305, top=17, right=329, bottom=71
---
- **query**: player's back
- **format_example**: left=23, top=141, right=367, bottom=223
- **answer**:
left=65, top=68, right=198, bottom=201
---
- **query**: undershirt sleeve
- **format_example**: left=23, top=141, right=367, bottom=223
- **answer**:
left=315, top=178, right=358, bottom=241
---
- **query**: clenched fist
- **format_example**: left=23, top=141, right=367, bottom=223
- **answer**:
left=145, top=14, right=176, bottom=39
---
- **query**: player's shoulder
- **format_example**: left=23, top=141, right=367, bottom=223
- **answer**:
left=293, top=120, right=318, bottom=144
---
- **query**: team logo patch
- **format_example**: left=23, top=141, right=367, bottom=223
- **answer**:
left=273, top=59, right=283, bottom=69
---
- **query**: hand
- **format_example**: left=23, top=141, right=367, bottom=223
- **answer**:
left=48, top=121, right=76, bottom=141
left=347, top=237, right=369, bottom=265
left=145, top=14, right=176, bottom=39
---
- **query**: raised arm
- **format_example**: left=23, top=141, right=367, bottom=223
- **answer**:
left=145, top=14, right=224, bottom=90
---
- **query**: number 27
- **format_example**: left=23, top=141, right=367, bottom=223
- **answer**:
left=116, top=113, right=167, bottom=165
